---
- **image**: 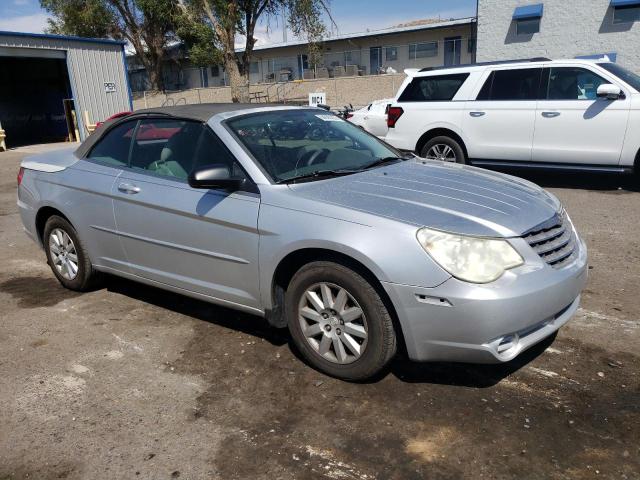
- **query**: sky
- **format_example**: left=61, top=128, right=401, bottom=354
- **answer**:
left=0, top=0, right=477, bottom=46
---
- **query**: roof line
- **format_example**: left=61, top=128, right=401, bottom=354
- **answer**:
left=0, top=30, right=126, bottom=46
left=241, top=17, right=477, bottom=53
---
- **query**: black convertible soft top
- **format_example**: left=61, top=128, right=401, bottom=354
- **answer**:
left=74, top=102, right=288, bottom=158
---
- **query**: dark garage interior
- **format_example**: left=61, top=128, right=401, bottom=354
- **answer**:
left=0, top=56, right=73, bottom=148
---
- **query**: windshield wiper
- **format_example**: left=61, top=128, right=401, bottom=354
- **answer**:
left=276, top=169, right=358, bottom=184
left=357, top=155, right=411, bottom=171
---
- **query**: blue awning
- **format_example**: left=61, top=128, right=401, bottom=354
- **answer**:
left=611, top=0, right=640, bottom=6
left=513, top=4, right=544, bottom=20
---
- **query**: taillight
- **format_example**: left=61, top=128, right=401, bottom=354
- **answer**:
left=17, top=167, right=24, bottom=186
left=387, top=106, right=404, bottom=128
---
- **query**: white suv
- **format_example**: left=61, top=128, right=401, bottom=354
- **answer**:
left=384, top=58, right=640, bottom=174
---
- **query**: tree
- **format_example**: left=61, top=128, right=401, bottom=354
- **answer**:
left=41, top=0, right=181, bottom=91
left=180, top=0, right=332, bottom=102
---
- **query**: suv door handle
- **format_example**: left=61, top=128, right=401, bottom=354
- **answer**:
left=542, top=111, right=561, bottom=118
left=118, top=183, right=140, bottom=194
left=469, top=111, right=485, bottom=117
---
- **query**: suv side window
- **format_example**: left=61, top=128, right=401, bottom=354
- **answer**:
left=476, top=68, right=542, bottom=101
left=130, top=119, right=203, bottom=180
left=398, top=73, right=469, bottom=102
left=86, top=120, right=137, bottom=166
left=546, top=67, right=608, bottom=100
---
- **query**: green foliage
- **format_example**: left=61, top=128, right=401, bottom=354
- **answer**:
left=41, top=0, right=116, bottom=38
left=175, top=3, right=221, bottom=67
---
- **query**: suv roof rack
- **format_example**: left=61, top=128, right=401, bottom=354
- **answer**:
left=418, top=57, right=551, bottom=73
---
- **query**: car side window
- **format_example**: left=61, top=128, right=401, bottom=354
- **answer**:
left=86, top=121, right=137, bottom=166
left=546, top=68, right=608, bottom=100
left=398, top=73, right=469, bottom=102
left=129, top=119, right=202, bottom=180
left=193, top=128, right=247, bottom=180
left=478, top=68, right=542, bottom=101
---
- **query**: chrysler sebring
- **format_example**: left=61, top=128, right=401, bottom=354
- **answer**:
left=17, top=104, right=588, bottom=380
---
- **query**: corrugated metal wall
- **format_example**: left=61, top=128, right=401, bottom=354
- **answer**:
left=0, top=33, right=131, bottom=140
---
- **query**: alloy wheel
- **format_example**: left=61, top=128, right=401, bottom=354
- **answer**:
left=48, top=228, right=79, bottom=280
left=425, top=143, right=457, bottom=162
left=298, top=282, right=368, bottom=364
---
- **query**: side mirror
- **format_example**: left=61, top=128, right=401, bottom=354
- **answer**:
left=188, top=164, right=245, bottom=191
left=597, top=84, right=623, bottom=100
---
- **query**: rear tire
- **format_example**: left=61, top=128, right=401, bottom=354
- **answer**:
left=285, top=261, right=397, bottom=381
left=43, top=215, right=100, bottom=292
left=420, top=136, right=466, bottom=164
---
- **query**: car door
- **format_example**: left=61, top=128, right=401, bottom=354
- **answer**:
left=68, top=120, right=135, bottom=272
left=365, top=102, right=389, bottom=138
left=463, top=67, right=542, bottom=161
left=532, top=66, right=630, bottom=165
left=111, top=118, right=262, bottom=310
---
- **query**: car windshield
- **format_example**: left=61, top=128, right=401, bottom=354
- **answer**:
left=225, top=109, right=401, bottom=183
left=599, top=63, right=640, bottom=92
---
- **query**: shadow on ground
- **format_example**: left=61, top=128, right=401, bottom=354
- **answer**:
left=484, top=166, right=639, bottom=192
left=104, top=274, right=550, bottom=387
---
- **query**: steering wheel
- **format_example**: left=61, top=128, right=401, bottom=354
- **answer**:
left=305, top=148, right=328, bottom=167
left=294, top=148, right=329, bottom=174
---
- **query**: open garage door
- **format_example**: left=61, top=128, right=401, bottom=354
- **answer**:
left=0, top=53, right=73, bottom=148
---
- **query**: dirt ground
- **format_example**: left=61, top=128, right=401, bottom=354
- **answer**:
left=0, top=144, right=638, bottom=480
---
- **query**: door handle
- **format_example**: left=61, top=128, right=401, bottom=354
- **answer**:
left=118, top=183, right=140, bottom=194
left=469, top=111, right=486, bottom=117
left=542, top=111, right=561, bottom=118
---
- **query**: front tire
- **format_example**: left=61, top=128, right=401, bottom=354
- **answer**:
left=285, top=261, right=397, bottom=381
left=43, top=215, right=100, bottom=291
left=420, top=136, right=466, bottom=164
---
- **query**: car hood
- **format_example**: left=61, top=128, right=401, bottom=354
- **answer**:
left=288, top=160, right=561, bottom=237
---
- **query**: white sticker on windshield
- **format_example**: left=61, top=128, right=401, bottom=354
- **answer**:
left=315, top=114, right=343, bottom=122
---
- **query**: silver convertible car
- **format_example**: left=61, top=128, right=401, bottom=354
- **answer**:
left=17, top=104, right=588, bottom=380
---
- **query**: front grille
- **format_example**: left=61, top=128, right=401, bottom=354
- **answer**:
left=523, top=211, right=577, bottom=269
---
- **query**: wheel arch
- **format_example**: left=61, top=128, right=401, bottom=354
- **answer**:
left=35, top=206, right=72, bottom=245
left=415, top=127, right=469, bottom=159
left=267, top=248, right=407, bottom=355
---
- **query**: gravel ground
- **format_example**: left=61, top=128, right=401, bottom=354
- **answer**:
left=0, top=144, right=638, bottom=480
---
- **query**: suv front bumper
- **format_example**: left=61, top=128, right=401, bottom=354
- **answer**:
left=382, top=237, right=588, bottom=363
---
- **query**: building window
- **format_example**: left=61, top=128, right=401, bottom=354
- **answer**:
left=468, top=38, right=476, bottom=54
left=385, top=46, right=398, bottom=61
left=512, top=3, right=543, bottom=35
left=249, top=62, right=259, bottom=74
left=409, top=42, right=438, bottom=59
left=613, top=4, right=640, bottom=24
left=516, top=17, right=541, bottom=35
left=211, top=65, right=220, bottom=77
left=344, top=51, right=354, bottom=64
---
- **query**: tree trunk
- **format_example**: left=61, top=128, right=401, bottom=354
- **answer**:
left=146, top=59, right=165, bottom=92
left=225, top=56, right=250, bottom=103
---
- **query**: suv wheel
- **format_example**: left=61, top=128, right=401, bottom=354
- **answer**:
left=285, top=261, right=397, bottom=381
left=43, top=215, right=100, bottom=291
left=420, top=136, right=466, bottom=164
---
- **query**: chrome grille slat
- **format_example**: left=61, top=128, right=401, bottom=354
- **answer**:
left=523, top=213, right=577, bottom=269
left=534, top=229, right=572, bottom=255
left=526, top=224, right=566, bottom=245
left=543, top=239, right=576, bottom=264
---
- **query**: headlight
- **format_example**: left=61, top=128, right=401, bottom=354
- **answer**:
left=416, top=228, right=524, bottom=283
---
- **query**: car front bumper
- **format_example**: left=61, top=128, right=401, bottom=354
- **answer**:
left=382, top=237, right=588, bottom=363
